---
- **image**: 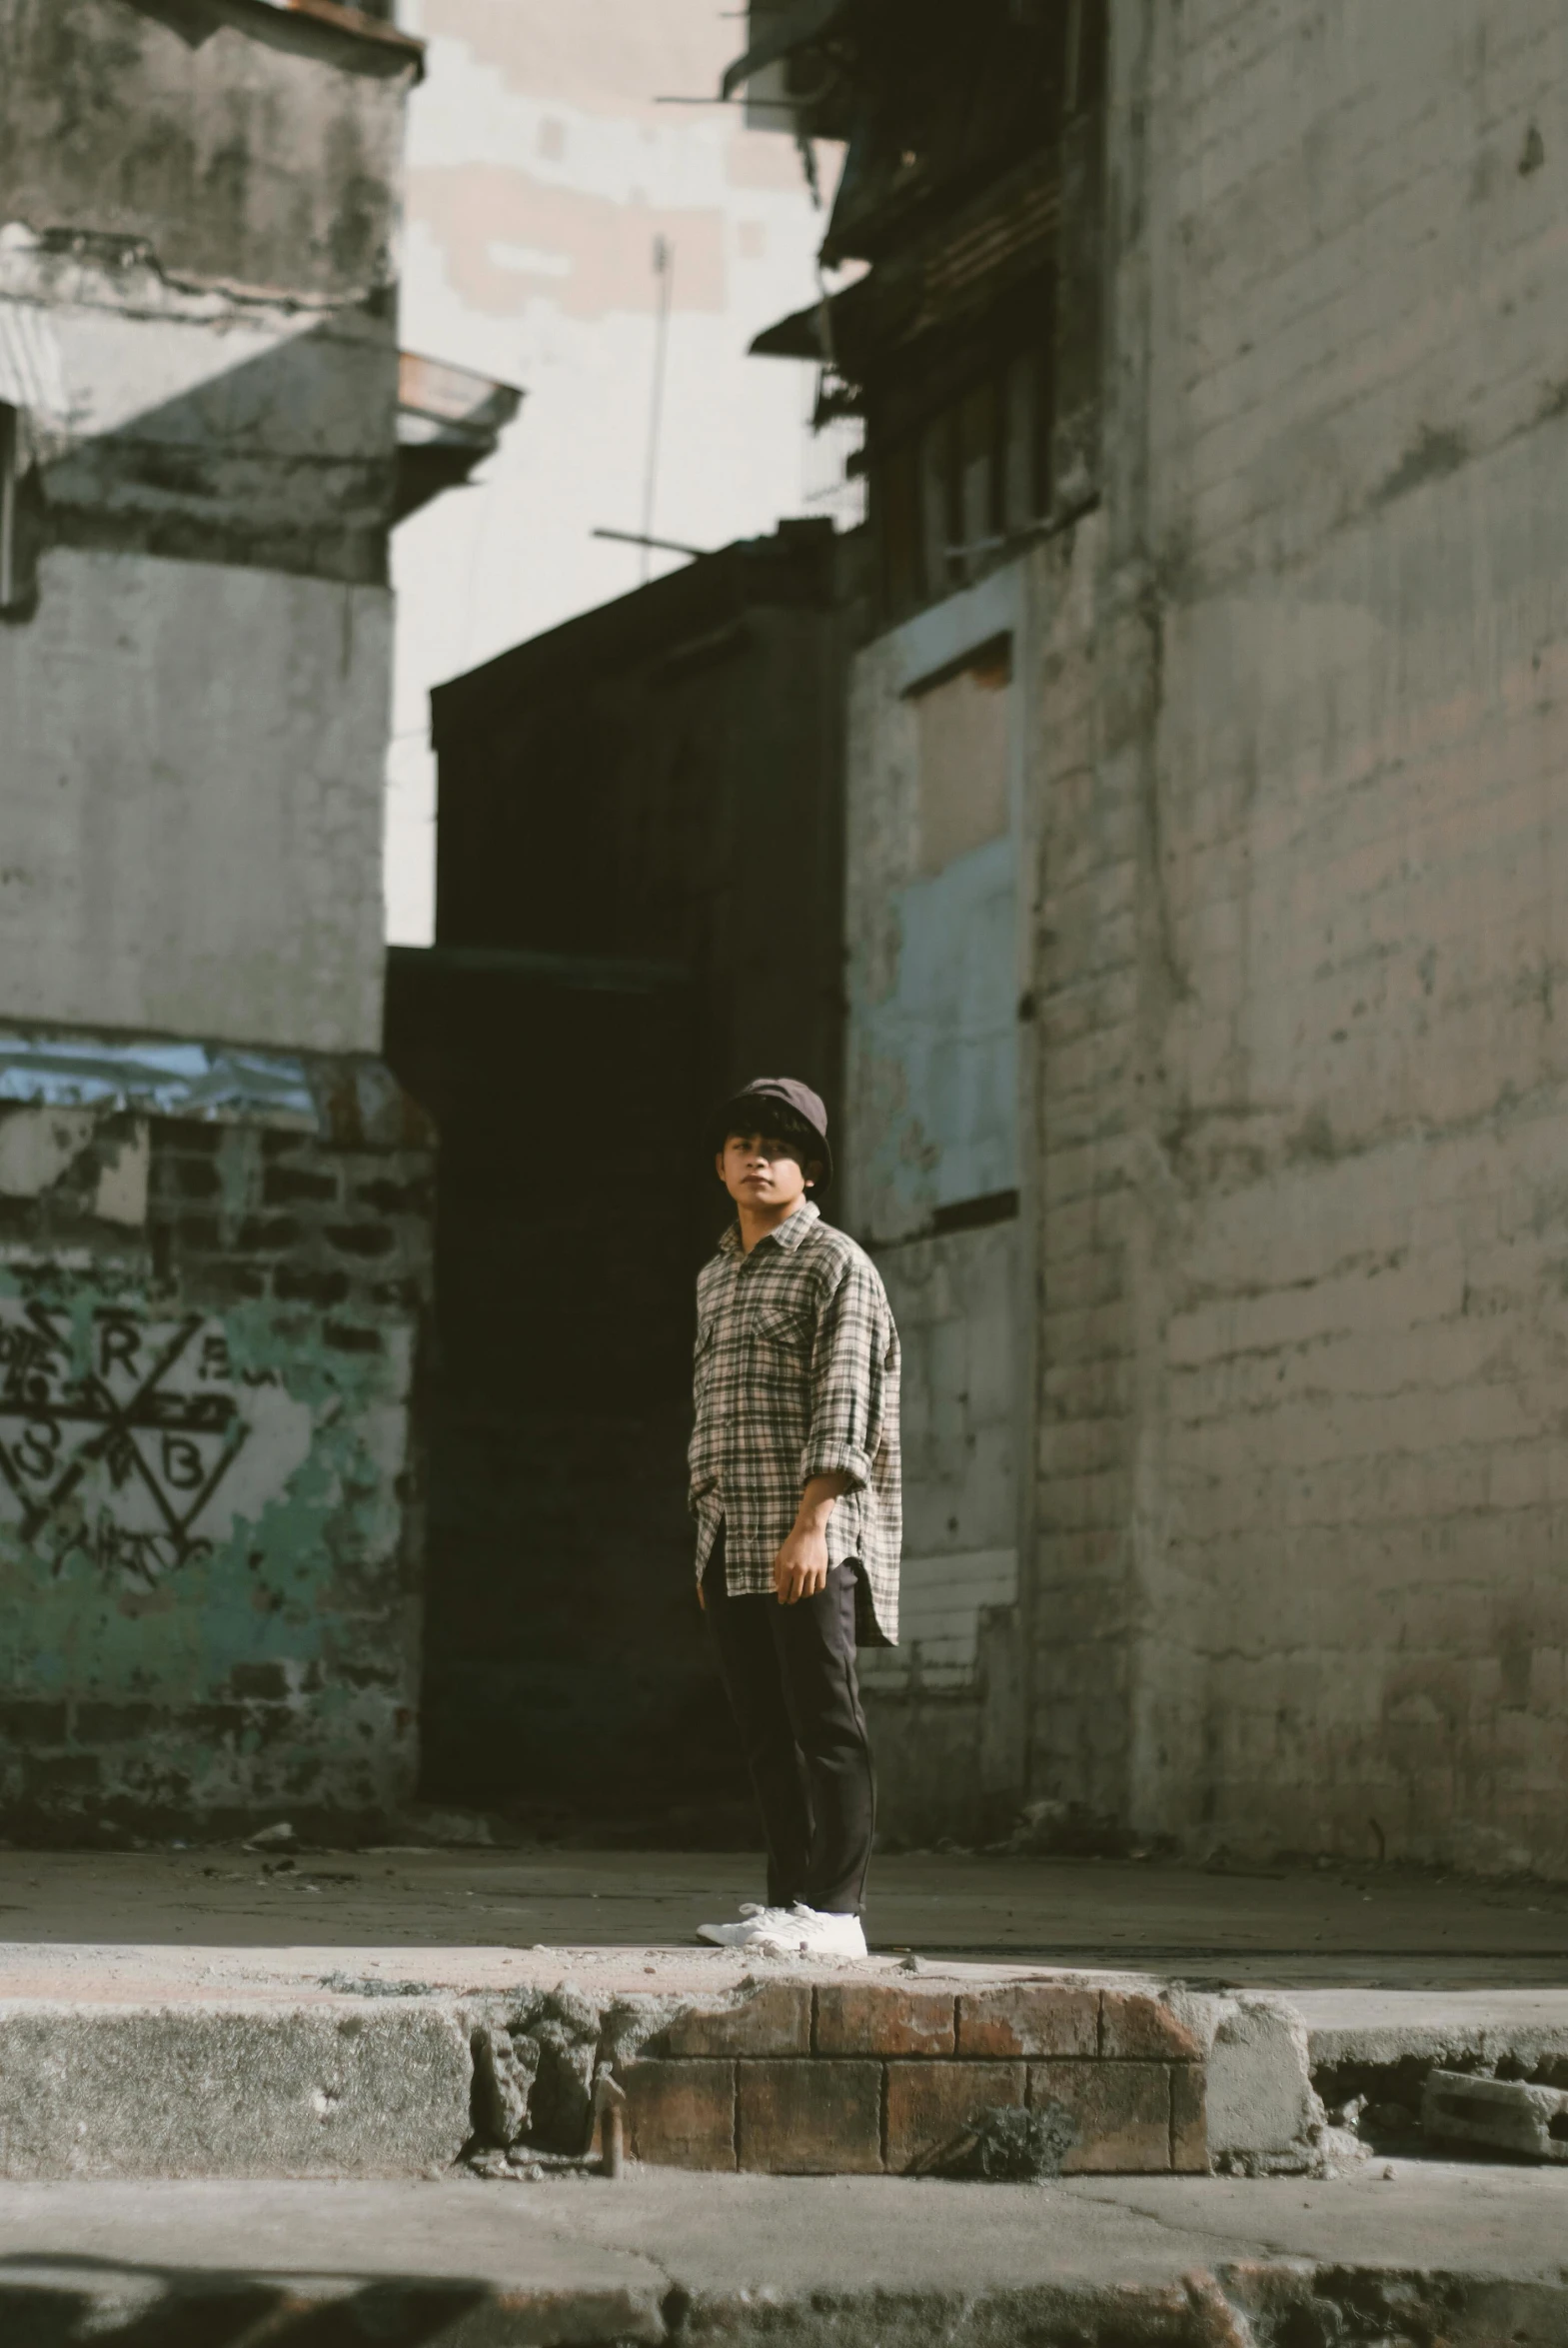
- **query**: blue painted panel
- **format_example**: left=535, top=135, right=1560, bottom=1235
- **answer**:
left=855, top=833, right=1018, bottom=1231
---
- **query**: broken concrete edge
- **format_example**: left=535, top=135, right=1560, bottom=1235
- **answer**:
left=2, top=2255, right=1566, bottom=2348
left=9, top=1968, right=1557, bottom=2183
left=0, top=1967, right=1221, bottom=2182
left=1422, top=2069, right=1568, bottom=2165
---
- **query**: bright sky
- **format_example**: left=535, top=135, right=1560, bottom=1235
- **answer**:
left=386, top=0, right=852, bottom=943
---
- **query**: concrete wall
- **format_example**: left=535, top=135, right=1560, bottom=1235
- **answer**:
left=1, top=545, right=391, bottom=1052
left=0, top=0, right=413, bottom=300
left=0, top=1070, right=432, bottom=1841
left=0, top=0, right=413, bottom=1053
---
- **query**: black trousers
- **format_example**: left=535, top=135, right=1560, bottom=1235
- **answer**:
left=703, top=1525, right=876, bottom=1916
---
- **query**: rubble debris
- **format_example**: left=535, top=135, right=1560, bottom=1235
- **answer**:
left=320, top=1974, right=435, bottom=1999
left=245, top=1822, right=297, bottom=1850
left=473, top=2022, right=541, bottom=2147
left=1421, top=2069, right=1568, bottom=2163
left=937, top=2101, right=1077, bottom=2181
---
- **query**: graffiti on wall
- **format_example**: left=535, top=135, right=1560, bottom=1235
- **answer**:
left=0, top=1299, right=313, bottom=1586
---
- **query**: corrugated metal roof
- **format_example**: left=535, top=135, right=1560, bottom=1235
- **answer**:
left=0, top=300, right=67, bottom=420
left=721, top=0, right=852, bottom=101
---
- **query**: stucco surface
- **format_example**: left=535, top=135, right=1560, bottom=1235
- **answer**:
left=0, top=550, right=390, bottom=1053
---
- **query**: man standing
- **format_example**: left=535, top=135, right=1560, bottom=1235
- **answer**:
left=690, top=1078, right=900, bottom=1959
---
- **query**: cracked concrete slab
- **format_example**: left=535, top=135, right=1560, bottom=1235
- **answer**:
left=0, top=2169, right=1564, bottom=2346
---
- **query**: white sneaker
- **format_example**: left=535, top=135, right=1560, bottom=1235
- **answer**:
left=697, top=1902, right=798, bottom=1948
left=745, top=1902, right=868, bottom=1959
left=696, top=1901, right=868, bottom=1957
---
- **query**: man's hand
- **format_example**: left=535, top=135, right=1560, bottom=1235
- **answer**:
left=773, top=1521, right=830, bottom=1605
left=772, top=1471, right=851, bottom=1604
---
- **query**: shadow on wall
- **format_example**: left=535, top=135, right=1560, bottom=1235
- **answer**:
left=0, top=2256, right=495, bottom=2348
left=4, top=291, right=400, bottom=614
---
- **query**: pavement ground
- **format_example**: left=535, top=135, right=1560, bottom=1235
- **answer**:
left=5, top=1846, right=1567, bottom=2340
left=2, top=2167, right=1567, bottom=2345
left=3, top=1842, right=1566, bottom=1987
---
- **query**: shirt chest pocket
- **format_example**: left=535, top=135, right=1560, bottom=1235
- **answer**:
left=751, top=1300, right=813, bottom=1359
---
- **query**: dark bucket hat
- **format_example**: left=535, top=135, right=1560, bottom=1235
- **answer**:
left=707, top=1077, right=833, bottom=1188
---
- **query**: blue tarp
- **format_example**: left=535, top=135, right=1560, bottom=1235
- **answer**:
left=0, top=1035, right=318, bottom=1129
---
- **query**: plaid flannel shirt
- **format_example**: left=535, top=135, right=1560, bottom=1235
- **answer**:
left=689, top=1200, right=901, bottom=1645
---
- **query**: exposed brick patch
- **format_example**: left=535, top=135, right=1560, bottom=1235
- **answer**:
left=653, top=1982, right=810, bottom=2058
left=168, top=1159, right=221, bottom=1199
left=0, top=1080, right=433, bottom=1841
left=1100, top=1990, right=1201, bottom=2062
left=815, top=1983, right=956, bottom=2057
left=955, top=1983, right=1099, bottom=2058
left=323, top=1222, right=398, bottom=1258
left=884, top=2061, right=1025, bottom=2174
left=1029, top=2060, right=1173, bottom=2173
left=264, top=1166, right=340, bottom=1207
left=737, top=2059, right=883, bottom=2174
left=354, top=1176, right=432, bottom=1216
left=1171, top=2063, right=1207, bottom=2173
left=273, top=1264, right=351, bottom=1307
left=229, top=1663, right=290, bottom=1701
left=235, top=1216, right=302, bottom=1253
left=323, top=1321, right=383, bottom=1354
left=622, top=2059, right=736, bottom=2170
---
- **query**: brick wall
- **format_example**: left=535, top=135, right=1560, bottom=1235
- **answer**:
left=1025, top=0, right=1568, bottom=1871
left=0, top=1059, right=431, bottom=1840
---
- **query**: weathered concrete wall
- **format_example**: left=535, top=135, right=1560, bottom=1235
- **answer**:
left=0, top=0, right=409, bottom=1054
left=1025, top=0, right=1568, bottom=1874
left=0, top=545, right=391, bottom=1052
left=0, top=0, right=414, bottom=301
left=0, top=1069, right=432, bottom=1840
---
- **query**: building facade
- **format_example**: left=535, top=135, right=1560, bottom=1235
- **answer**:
left=390, top=522, right=858, bottom=1830
left=0, top=0, right=507, bottom=1838
left=742, top=0, right=1568, bottom=1875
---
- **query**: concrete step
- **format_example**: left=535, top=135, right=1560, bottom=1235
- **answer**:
left=1, top=2169, right=1566, bottom=2347
left=5, top=1942, right=1568, bottom=2184
left=0, top=1946, right=1209, bottom=2181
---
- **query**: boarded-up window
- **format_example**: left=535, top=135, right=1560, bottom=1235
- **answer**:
left=911, top=638, right=1012, bottom=878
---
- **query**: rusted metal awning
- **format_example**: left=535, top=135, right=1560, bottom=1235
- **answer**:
left=246, top=0, right=426, bottom=71
left=396, top=352, right=524, bottom=522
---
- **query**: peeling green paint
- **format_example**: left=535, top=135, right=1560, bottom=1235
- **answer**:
left=0, top=1104, right=431, bottom=1840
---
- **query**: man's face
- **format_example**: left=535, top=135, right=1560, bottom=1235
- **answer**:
left=717, top=1130, right=811, bottom=1210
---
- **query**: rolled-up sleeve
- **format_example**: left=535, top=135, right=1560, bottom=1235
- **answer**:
left=799, top=1257, right=890, bottom=1492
